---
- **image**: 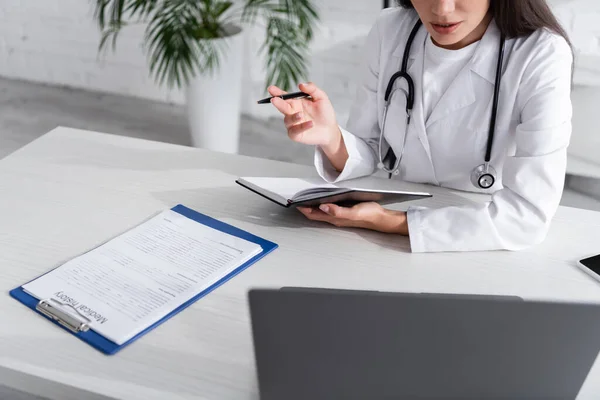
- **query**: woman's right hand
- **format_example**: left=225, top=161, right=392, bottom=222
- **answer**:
left=268, top=82, right=342, bottom=151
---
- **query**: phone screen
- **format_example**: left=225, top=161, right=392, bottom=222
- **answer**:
left=581, top=254, right=600, bottom=275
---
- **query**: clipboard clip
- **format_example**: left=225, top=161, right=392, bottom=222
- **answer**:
left=36, top=299, right=92, bottom=333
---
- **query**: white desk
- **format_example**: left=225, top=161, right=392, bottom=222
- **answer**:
left=2, top=127, right=600, bottom=400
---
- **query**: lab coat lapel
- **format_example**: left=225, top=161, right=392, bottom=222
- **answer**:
left=424, top=66, right=476, bottom=128
left=425, top=20, right=500, bottom=128
left=392, top=27, right=436, bottom=170
left=470, top=19, right=502, bottom=85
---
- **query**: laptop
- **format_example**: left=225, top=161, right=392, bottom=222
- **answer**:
left=248, top=288, right=600, bottom=400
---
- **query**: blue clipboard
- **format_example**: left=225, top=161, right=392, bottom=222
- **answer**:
left=9, top=204, right=278, bottom=355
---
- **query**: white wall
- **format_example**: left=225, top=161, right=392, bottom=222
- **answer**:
left=548, top=0, right=600, bottom=165
left=0, top=0, right=379, bottom=124
left=550, top=0, right=600, bottom=85
left=0, top=0, right=187, bottom=104
left=0, top=0, right=598, bottom=126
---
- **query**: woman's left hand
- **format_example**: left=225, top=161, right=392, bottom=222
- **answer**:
left=297, top=202, right=409, bottom=235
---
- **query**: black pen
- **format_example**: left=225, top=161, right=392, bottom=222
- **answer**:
left=257, top=91, right=311, bottom=104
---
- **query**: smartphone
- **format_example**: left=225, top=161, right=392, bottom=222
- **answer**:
left=577, top=254, right=600, bottom=283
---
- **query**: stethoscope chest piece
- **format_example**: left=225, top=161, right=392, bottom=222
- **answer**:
left=471, top=163, right=497, bottom=190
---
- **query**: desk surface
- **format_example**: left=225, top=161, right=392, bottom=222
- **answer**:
left=2, top=127, right=600, bottom=400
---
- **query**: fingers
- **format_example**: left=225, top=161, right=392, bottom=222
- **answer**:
left=319, top=204, right=351, bottom=219
left=271, top=96, right=296, bottom=116
left=268, top=85, right=287, bottom=97
left=297, top=204, right=357, bottom=227
left=297, top=207, right=334, bottom=223
left=287, top=121, right=314, bottom=142
left=299, top=82, right=329, bottom=102
left=285, top=111, right=314, bottom=142
left=284, top=112, right=304, bottom=129
left=296, top=206, right=313, bottom=215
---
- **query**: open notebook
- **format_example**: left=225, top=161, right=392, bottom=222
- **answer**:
left=236, top=177, right=432, bottom=207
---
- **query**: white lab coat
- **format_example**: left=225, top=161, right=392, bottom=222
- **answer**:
left=314, top=8, right=574, bottom=253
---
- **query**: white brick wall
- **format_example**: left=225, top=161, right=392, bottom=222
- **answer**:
left=0, top=0, right=598, bottom=125
left=0, top=0, right=186, bottom=103
left=0, top=0, right=379, bottom=123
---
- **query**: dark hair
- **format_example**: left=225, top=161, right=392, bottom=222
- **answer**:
left=396, top=0, right=572, bottom=47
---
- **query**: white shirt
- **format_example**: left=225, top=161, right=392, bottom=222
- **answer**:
left=422, top=36, right=478, bottom=121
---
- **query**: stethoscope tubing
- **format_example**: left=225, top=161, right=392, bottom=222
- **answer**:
left=378, top=17, right=506, bottom=189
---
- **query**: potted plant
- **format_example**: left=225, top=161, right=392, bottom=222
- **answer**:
left=93, top=0, right=320, bottom=153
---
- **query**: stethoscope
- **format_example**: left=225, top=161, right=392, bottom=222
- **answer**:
left=377, top=19, right=506, bottom=190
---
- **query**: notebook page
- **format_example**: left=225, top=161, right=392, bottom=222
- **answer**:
left=336, top=177, right=432, bottom=196
left=241, top=177, right=338, bottom=201
left=23, top=209, right=262, bottom=345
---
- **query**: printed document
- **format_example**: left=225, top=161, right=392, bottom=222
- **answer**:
left=23, top=209, right=262, bottom=345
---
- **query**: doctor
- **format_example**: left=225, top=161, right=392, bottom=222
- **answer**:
left=268, top=0, right=573, bottom=253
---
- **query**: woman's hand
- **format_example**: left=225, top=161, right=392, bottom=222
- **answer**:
left=268, top=82, right=349, bottom=171
left=297, top=202, right=409, bottom=235
left=268, top=82, right=339, bottom=147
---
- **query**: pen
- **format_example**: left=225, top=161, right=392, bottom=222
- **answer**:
left=257, top=91, right=311, bottom=104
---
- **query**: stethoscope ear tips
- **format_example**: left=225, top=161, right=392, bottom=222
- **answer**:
left=393, top=170, right=400, bottom=176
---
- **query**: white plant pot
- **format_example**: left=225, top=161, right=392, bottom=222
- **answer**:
left=185, top=25, right=244, bottom=154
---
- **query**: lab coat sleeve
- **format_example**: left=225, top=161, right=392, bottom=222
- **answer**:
left=314, top=13, right=385, bottom=183
left=407, top=35, right=573, bottom=253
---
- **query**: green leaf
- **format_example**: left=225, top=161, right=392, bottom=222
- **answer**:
left=241, top=0, right=273, bottom=24
left=257, top=13, right=312, bottom=91
left=214, top=1, right=234, bottom=18
left=94, top=0, right=112, bottom=29
left=98, top=21, right=126, bottom=52
left=126, top=0, right=159, bottom=20
left=91, top=0, right=320, bottom=91
left=143, top=0, right=234, bottom=88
